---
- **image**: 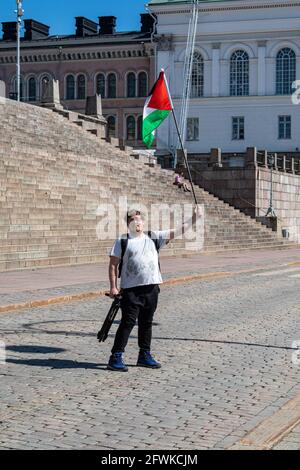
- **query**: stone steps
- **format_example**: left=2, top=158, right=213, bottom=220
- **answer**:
left=0, top=241, right=295, bottom=273
left=0, top=99, right=295, bottom=271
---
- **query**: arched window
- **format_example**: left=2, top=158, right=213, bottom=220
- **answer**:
left=66, top=75, right=75, bottom=100
left=230, top=50, right=249, bottom=96
left=276, top=48, right=296, bottom=95
left=107, top=116, right=116, bottom=138
left=137, top=115, right=143, bottom=140
left=40, top=75, right=51, bottom=100
left=127, top=72, right=136, bottom=98
left=191, top=52, right=204, bottom=98
left=96, top=73, right=105, bottom=98
left=107, top=73, right=116, bottom=98
left=126, top=116, right=136, bottom=141
left=28, top=77, right=37, bottom=101
left=77, top=74, right=86, bottom=100
left=138, top=72, right=147, bottom=97
left=10, top=76, right=24, bottom=101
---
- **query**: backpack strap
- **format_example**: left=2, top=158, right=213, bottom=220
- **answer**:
left=147, top=231, right=161, bottom=272
left=147, top=231, right=160, bottom=252
left=118, top=234, right=129, bottom=278
left=118, top=232, right=161, bottom=279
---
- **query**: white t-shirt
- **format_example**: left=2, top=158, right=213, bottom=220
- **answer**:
left=110, top=231, right=170, bottom=289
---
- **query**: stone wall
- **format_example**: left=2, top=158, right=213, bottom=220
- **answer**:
left=257, top=168, right=300, bottom=243
left=190, top=166, right=257, bottom=217
left=187, top=148, right=300, bottom=243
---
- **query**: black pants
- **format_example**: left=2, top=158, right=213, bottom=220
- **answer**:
left=111, top=284, right=160, bottom=354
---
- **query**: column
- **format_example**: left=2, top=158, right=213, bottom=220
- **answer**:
left=210, top=148, right=222, bottom=167
left=0, top=80, right=6, bottom=98
left=220, top=59, right=229, bottom=96
left=212, top=43, right=220, bottom=97
left=257, top=41, right=267, bottom=96
left=156, top=35, right=174, bottom=151
left=245, top=147, right=258, bottom=168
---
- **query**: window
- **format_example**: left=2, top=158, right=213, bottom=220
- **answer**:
left=28, top=77, right=37, bottom=101
left=96, top=73, right=105, bottom=98
left=278, top=115, right=291, bottom=139
left=77, top=74, right=86, bottom=100
left=276, top=48, right=296, bottom=95
left=126, top=116, right=136, bottom=141
left=230, top=50, right=249, bottom=96
left=138, top=72, right=147, bottom=97
left=66, top=75, right=75, bottom=100
left=41, top=75, right=50, bottom=100
left=137, top=115, right=143, bottom=140
left=191, top=52, right=204, bottom=98
left=127, top=72, right=136, bottom=98
left=107, top=116, right=116, bottom=138
left=10, top=76, right=24, bottom=101
left=107, top=73, right=116, bottom=98
left=186, top=118, right=199, bottom=141
left=232, top=117, right=245, bottom=140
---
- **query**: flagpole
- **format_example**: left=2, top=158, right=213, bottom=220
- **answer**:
left=171, top=109, right=198, bottom=206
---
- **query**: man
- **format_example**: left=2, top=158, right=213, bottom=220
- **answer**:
left=107, top=207, right=201, bottom=372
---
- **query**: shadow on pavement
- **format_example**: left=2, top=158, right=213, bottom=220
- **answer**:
left=6, top=345, right=66, bottom=354
left=2, top=320, right=296, bottom=352
left=5, top=358, right=109, bottom=370
left=154, top=336, right=297, bottom=351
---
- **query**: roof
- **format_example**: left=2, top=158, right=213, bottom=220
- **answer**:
left=148, top=0, right=238, bottom=4
left=0, top=30, right=152, bottom=48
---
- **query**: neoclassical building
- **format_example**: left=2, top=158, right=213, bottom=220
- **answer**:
left=148, top=0, right=300, bottom=155
left=0, top=14, right=156, bottom=145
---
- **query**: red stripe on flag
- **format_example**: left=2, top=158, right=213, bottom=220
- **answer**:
left=147, top=71, right=173, bottom=111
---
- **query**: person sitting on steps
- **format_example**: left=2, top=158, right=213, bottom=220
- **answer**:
left=173, top=172, right=191, bottom=192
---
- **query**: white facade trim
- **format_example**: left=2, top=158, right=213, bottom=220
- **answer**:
left=269, top=40, right=300, bottom=57
left=222, top=43, right=255, bottom=60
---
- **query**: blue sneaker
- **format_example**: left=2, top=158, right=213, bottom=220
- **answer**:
left=137, top=350, right=161, bottom=369
left=107, top=352, right=128, bottom=372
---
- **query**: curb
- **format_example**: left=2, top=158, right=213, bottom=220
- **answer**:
left=230, top=391, right=300, bottom=450
left=0, top=260, right=299, bottom=315
left=0, top=271, right=231, bottom=315
left=0, top=290, right=107, bottom=314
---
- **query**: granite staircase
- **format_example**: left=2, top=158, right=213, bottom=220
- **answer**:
left=0, top=99, right=295, bottom=272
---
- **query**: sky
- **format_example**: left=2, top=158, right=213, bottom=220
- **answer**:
left=1, top=0, right=149, bottom=36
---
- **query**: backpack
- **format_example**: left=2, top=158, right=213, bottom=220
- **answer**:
left=118, top=231, right=161, bottom=278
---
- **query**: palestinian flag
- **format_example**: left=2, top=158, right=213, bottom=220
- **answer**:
left=142, top=70, right=173, bottom=148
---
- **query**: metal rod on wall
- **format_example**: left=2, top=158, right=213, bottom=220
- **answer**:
left=16, top=1, right=24, bottom=102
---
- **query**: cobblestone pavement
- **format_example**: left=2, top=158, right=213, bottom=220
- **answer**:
left=0, top=264, right=300, bottom=450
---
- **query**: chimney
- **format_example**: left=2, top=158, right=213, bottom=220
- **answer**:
left=140, top=13, right=156, bottom=33
left=2, top=22, right=17, bottom=41
left=24, top=19, right=50, bottom=40
left=75, top=17, right=98, bottom=37
left=99, top=16, right=116, bottom=35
